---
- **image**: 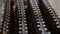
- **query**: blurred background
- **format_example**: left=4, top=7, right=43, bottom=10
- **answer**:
left=48, top=0, right=60, bottom=17
left=0, top=0, right=60, bottom=21
left=0, top=0, right=60, bottom=20
left=0, top=0, right=60, bottom=19
left=0, top=0, right=5, bottom=23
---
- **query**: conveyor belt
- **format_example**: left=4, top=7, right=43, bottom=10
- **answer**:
left=0, top=0, right=60, bottom=34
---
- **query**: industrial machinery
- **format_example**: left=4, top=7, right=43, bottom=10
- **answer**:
left=0, top=0, right=60, bottom=34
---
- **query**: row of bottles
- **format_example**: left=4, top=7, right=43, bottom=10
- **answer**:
left=0, top=0, right=60, bottom=34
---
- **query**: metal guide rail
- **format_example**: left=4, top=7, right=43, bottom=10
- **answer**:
left=28, top=0, right=51, bottom=34
left=24, top=0, right=36, bottom=34
left=41, top=0, right=60, bottom=33
left=2, top=0, right=11, bottom=34
left=38, top=0, right=59, bottom=34
left=16, top=0, right=28, bottom=34
left=42, top=0, right=60, bottom=28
